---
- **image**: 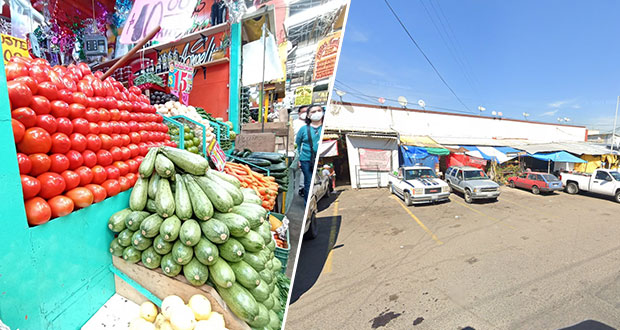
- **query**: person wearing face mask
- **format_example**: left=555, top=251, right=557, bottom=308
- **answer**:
left=293, top=106, right=309, bottom=136
left=295, top=104, right=324, bottom=203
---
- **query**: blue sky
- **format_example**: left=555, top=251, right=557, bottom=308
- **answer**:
left=333, top=0, right=620, bottom=131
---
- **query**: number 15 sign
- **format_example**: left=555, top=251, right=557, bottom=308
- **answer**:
left=120, top=0, right=195, bottom=44
left=168, top=61, right=193, bottom=105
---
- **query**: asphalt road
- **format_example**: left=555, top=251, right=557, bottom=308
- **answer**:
left=284, top=186, right=620, bottom=330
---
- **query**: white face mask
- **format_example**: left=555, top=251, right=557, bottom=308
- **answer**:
left=310, top=111, right=323, bottom=121
left=299, top=113, right=307, bottom=120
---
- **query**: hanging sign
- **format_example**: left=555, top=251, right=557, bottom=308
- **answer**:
left=1, top=34, right=30, bottom=64
left=207, top=138, right=227, bottom=171
left=119, top=0, right=195, bottom=45
left=311, top=88, right=329, bottom=105
left=359, top=148, right=392, bottom=172
left=294, top=86, right=312, bottom=106
left=167, top=61, right=193, bottom=104
left=313, top=30, right=342, bottom=81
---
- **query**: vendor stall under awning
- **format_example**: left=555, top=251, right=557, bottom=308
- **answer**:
left=458, top=145, right=519, bottom=164
left=399, top=135, right=450, bottom=155
left=399, top=146, right=439, bottom=168
left=529, top=151, right=587, bottom=163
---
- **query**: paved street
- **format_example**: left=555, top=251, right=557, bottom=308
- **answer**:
left=285, top=186, right=620, bottom=330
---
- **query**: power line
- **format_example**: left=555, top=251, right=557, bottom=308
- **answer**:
left=383, top=0, right=473, bottom=114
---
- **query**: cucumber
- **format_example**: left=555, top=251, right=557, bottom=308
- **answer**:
left=272, top=293, right=281, bottom=312
left=272, top=258, right=282, bottom=273
left=242, top=192, right=262, bottom=205
left=155, top=154, right=175, bottom=178
left=161, top=253, right=182, bottom=277
left=263, top=293, right=274, bottom=310
left=122, top=246, right=141, bottom=263
left=241, top=157, right=272, bottom=167
left=174, top=174, right=192, bottom=220
left=194, top=176, right=234, bottom=213
left=237, top=230, right=265, bottom=252
left=248, top=152, right=284, bottom=163
left=207, top=169, right=241, bottom=188
left=131, top=231, right=153, bottom=251
left=146, top=199, right=157, bottom=213
left=147, top=173, right=160, bottom=199
left=183, top=257, right=209, bottom=286
left=206, top=174, right=244, bottom=205
left=117, top=229, right=134, bottom=247
left=129, top=177, right=148, bottom=211
left=155, top=178, right=175, bottom=218
left=215, top=282, right=259, bottom=324
left=248, top=303, right=269, bottom=328
left=141, top=247, right=161, bottom=269
left=109, top=238, right=124, bottom=256
left=259, top=269, right=273, bottom=285
left=139, top=147, right=159, bottom=178
left=194, top=237, right=219, bottom=265
left=270, top=171, right=287, bottom=179
left=209, top=258, right=236, bottom=288
left=159, top=215, right=182, bottom=242
left=218, top=238, right=246, bottom=262
left=266, top=238, right=276, bottom=252
left=230, top=260, right=261, bottom=289
left=108, top=208, right=131, bottom=232
left=153, top=235, right=173, bottom=255
left=268, top=162, right=287, bottom=172
left=140, top=214, right=163, bottom=238
left=179, top=219, right=201, bottom=247
left=213, top=212, right=250, bottom=237
left=184, top=175, right=213, bottom=221
left=256, top=221, right=271, bottom=243
left=268, top=310, right=280, bottom=330
left=161, top=146, right=209, bottom=175
left=243, top=251, right=266, bottom=272
left=125, top=211, right=150, bottom=231
left=248, top=279, right=270, bottom=302
left=172, top=240, right=193, bottom=265
left=199, top=219, right=229, bottom=244
left=231, top=205, right=264, bottom=229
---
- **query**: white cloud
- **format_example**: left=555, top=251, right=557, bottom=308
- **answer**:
left=541, top=110, right=558, bottom=116
left=548, top=100, right=570, bottom=108
left=357, top=66, right=386, bottom=78
left=548, top=99, right=581, bottom=110
left=572, top=104, right=581, bottom=109
left=347, top=29, right=368, bottom=43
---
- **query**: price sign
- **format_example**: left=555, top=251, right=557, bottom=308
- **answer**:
left=1, top=34, right=30, bottom=64
left=167, top=61, right=193, bottom=104
left=120, top=0, right=195, bottom=45
left=207, top=138, right=226, bottom=172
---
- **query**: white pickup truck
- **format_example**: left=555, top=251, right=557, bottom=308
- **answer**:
left=560, top=169, right=620, bottom=202
left=388, top=166, right=450, bottom=205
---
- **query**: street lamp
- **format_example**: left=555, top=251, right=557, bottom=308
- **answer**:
left=335, top=89, right=346, bottom=102
left=398, top=96, right=408, bottom=108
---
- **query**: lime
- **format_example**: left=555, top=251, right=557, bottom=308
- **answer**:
left=185, top=140, right=194, bottom=147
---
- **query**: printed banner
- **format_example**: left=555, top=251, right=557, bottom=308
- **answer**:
left=359, top=148, right=391, bottom=172
left=312, top=89, right=329, bottom=105
left=207, top=138, right=227, bottom=171
left=1, top=34, right=30, bottom=64
left=313, top=30, right=342, bottom=81
left=120, top=0, right=195, bottom=44
left=319, top=140, right=338, bottom=158
left=294, top=86, right=312, bottom=106
left=167, top=61, right=193, bottom=104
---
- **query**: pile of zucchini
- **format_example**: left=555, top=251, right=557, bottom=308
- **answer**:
left=107, top=147, right=285, bottom=329
left=229, top=149, right=289, bottom=191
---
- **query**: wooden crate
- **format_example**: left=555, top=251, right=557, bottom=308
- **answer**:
left=112, top=257, right=250, bottom=330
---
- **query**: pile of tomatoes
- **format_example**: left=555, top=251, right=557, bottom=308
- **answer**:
left=8, top=57, right=176, bottom=227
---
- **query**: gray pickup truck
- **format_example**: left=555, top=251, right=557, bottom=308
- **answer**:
left=445, top=166, right=500, bottom=203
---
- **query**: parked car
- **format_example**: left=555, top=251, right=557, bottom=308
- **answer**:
left=304, top=169, right=331, bottom=239
left=387, top=166, right=450, bottom=205
left=445, top=166, right=500, bottom=203
left=507, top=172, right=563, bottom=194
left=559, top=169, right=620, bottom=203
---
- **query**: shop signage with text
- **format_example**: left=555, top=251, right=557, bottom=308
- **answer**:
left=313, top=30, right=341, bottom=81
left=359, top=148, right=391, bottom=171
left=1, top=34, right=29, bottom=64
left=120, top=0, right=195, bottom=44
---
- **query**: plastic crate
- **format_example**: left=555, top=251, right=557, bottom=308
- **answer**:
left=270, top=212, right=290, bottom=273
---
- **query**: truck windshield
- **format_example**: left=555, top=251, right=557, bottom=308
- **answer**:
left=542, top=174, right=559, bottom=182
left=610, top=171, right=620, bottom=181
left=464, top=170, right=488, bottom=180
left=405, top=169, right=437, bottom=180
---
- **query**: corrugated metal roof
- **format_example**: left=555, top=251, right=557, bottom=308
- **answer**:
left=399, top=135, right=446, bottom=149
left=515, top=142, right=617, bottom=155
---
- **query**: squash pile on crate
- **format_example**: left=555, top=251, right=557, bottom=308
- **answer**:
left=107, top=147, right=285, bottom=329
left=228, top=150, right=288, bottom=193
left=130, top=295, right=227, bottom=330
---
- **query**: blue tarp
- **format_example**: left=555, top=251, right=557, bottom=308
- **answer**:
left=529, top=151, right=587, bottom=163
left=399, top=146, right=439, bottom=168
left=460, top=146, right=493, bottom=161
left=495, top=146, right=522, bottom=155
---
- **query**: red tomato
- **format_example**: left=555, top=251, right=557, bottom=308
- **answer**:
left=89, top=122, right=100, bottom=134
left=49, top=71, right=64, bottom=90
left=29, top=95, right=51, bottom=115
left=106, top=97, right=118, bottom=109
left=85, top=107, right=100, bottom=122
left=72, top=91, right=88, bottom=105
left=128, top=121, right=139, bottom=132
left=139, top=130, right=149, bottom=142
left=119, top=134, right=131, bottom=146
left=110, top=121, right=121, bottom=134
left=105, top=165, right=121, bottom=180
left=120, top=110, right=130, bottom=122
left=91, top=79, right=104, bottom=97
left=29, top=153, right=51, bottom=176
left=65, top=187, right=94, bottom=208
left=129, top=132, right=141, bottom=144
left=14, top=76, right=38, bottom=94
left=120, top=147, right=131, bottom=160
left=99, top=121, right=112, bottom=134
left=8, top=81, right=32, bottom=108
left=12, top=107, right=36, bottom=128
left=37, top=81, right=58, bottom=100
left=78, top=63, right=91, bottom=76
left=49, top=154, right=70, bottom=173
left=71, top=118, right=90, bottom=135
left=69, top=133, right=87, bottom=152
left=78, top=80, right=94, bottom=96
left=17, top=153, right=32, bottom=174
left=84, top=184, right=107, bottom=203
left=50, top=132, right=71, bottom=154
left=126, top=172, right=137, bottom=185
left=62, top=77, right=77, bottom=92
left=118, top=176, right=131, bottom=191
left=18, top=127, right=51, bottom=154
left=127, top=144, right=140, bottom=158
left=50, top=100, right=69, bottom=117
left=96, top=150, right=113, bottom=166
left=57, top=89, right=73, bottom=104
left=55, top=117, right=73, bottom=135
left=99, top=134, right=113, bottom=150
left=21, top=175, right=41, bottom=199
left=111, top=134, right=123, bottom=147
left=37, top=172, right=66, bottom=199
left=125, top=159, right=139, bottom=173
left=82, top=150, right=98, bottom=167
left=138, top=143, right=149, bottom=156
left=61, top=170, right=80, bottom=191
left=91, top=165, right=107, bottom=184
left=65, top=150, right=84, bottom=170
left=134, top=156, right=144, bottom=164
left=110, top=146, right=123, bottom=161
left=109, top=109, right=120, bottom=121
left=25, top=197, right=51, bottom=226
left=6, top=62, right=28, bottom=80
left=75, top=166, right=93, bottom=186
left=29, top=65, right=50, bottom=83
left=118, top=121, right=130, bottom=134
left=85, top=134, right=102, bottom=152
left=12, top=118, right=25, bottom=143
left=113, top=161, right=130, bottom=176
left=98, top=108, right=110, bottom=121
left=101, top=179, right=121, bottom=197
left=35, top=114, right=57, bottom=134
left=68, top=103, right=86, bottom=119
left=48, top=195, right=74, bottom=218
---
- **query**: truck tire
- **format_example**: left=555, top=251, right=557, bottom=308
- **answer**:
left=509, top=180, right=515, bottom=188
left=615, top=190, right=620, bottom=203
left=404, top=191, right=413, bottom=206
left=566, top=182, right=578, bottom=195
left=532, top=185, right=540, bottom=195
left=464, top=189, right=473, bottom=204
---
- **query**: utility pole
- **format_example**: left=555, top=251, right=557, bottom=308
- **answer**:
left=613, top=96, right=619, bottom=151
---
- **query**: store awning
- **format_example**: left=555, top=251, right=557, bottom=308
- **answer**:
left=319, top=140, right=338, bottom=158
left=400, top=135, right=450, bottom=155
left=459, top=146, right=518, bottom=164
left=399, top=146, right=439, bottom=168
left=516, top=142, right=617, bottom=156
left=529, top=151, right=587, bottom=163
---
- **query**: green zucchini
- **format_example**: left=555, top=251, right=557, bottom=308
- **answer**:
left=231, top=204, right=266, bottom=229
left=216, top=282, right=259, bottom=324
left=266, top=238, right=276, bottom=252
left=248, top=152, right=284, bottom=163
left=194, top=176, right=234, bottom=213
left=272, top=293, right=281, bottom=312
left=272, top=258, right=282, bottom=273
left=209, top=258, right=236, bottom=288
left=268, top=162, right=287, bottom=172
left=153, top=235, right=173, bottom=255
left=268, top=310, right=280, bottom=330
left=206, top=172, right=244, bottom=205
left=141, top=247, right=161, bottom=269
left=194, top=237, right=219, bottom=265
left=241, top=191, right=262, bottom=205
left=155, top=154, right=175, bottom=178
left=263, top=293, right=274, bottom=310
left=108, top=208, right=131, bottom=232
left=139, top=147, right=159, bottom=178
left=109, top=238, right=124, bottom=257
left=247, top=303, right=269, bottom=328
left=147, top=173, right=160, bottom=199
left=125, top=211, right=150, bottom=231
left=230, top=260, right=261, bottom=289
left=161, top=146, right=209, bottom=175
left=218, top=238, right=246, bottom=262
left=140, top=214, right=163, bottom=238
left=155, top=178, right=175, bottom=218
left=237, top=230, right=265, bottom=252
left=248, top=279, right=270, bottom=302
left=270, top=171, right=287, bottom=179
left=174, top=174, right=192, bottom=220
left=259, top=269, right=273, bottom=285
left=131, top=231, right=153, bottom=251
left=117, top=229, right=134, bottom=247
left=146, top=199, right=157, bottom=213
left=199, top=219, right=229, bottom=244
left=122, top=246, right=141, bottom=263
left=172, top=240, right=193, bottom=265
left=129, top=177, right=148, bottom=211
left=256, top=221, right=271, bottom=242
left=161, top=253, right=182, bottom=277
left=243, top=251, right=266, bottom=272
left=207, top=169, right=241, bottom=188
left=241, top=157, right=271, bottom=167
left=179, top=219, right=201, bottom=247
left=159, top=215, right=182, bottom=242
left=265, top=259, right=273, bottom=271
left=183, top=257, right=209, bottom=286
left=242, top=188, right=258, bottom=196
left=184, top=175, right=213, bottom=221
left=213, top=212, right=250, bottom=237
